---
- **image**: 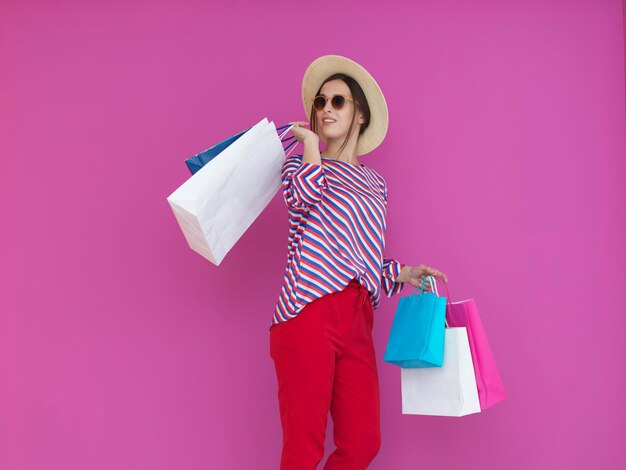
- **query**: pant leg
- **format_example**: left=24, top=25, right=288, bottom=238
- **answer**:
left=270, top=296, right=336, bottom=470
left=324, top=285, right=382, bottom=469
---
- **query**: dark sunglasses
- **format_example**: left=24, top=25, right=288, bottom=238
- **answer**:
left=312, top=94, right=355, bottom=111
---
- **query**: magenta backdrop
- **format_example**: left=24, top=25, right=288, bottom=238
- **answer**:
left=2, top=0, right=625, bottom=469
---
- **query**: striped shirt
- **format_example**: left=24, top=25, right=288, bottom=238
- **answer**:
left=270, top=153, right=406, bottom=330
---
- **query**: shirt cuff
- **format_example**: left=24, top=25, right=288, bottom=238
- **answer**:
left=381, top=259, right=406, bottom=297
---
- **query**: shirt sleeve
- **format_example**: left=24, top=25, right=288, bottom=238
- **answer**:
left=281, top=154, right=328, bottom=209
left=382, top=257, right=406, bottom=297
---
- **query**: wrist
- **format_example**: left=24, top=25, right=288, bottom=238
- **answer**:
left=304, top=135, right=319, bottom=146
left=396, top=265, right=411, bottom=284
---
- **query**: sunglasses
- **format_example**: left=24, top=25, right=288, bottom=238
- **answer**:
left=312, top=94, right=355, bottom=111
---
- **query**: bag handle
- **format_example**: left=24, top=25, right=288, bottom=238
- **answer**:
left=409, top=275, right=440, bottom=296
left=431, top=275, right=458, bottom=328
left=409, top=275, right=452, bottom=327
left=429, top=275, right=440, bottom=296
left=426, top=275, right=454, bottom=307
left=278, top=123, right=298, bottom=157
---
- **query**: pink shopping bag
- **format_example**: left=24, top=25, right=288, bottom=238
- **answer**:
left=431, top=277, right=507, bottom=410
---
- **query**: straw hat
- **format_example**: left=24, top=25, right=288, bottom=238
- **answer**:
left=301, top=54, right=389, bottom=156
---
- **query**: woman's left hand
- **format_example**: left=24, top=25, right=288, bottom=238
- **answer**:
left=397, top=264, right=448, bottom=292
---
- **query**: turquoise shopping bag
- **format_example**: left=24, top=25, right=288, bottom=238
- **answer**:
left=384, top=276, right=447, bottom=368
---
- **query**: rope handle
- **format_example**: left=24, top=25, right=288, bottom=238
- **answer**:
left=408, top=275, right=452, bottom=328
left=277, top=123, right=298, bottom=156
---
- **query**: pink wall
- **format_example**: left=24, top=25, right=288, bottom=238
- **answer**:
left=2, top=0, right=625, bottom=468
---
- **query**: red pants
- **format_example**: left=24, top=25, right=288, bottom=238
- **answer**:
left=269, top=279, right=381, bottom=469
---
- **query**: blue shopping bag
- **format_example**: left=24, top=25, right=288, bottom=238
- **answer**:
left=185, top=124, right=296, bottom=174
left=384, top=276, right=448, bottom=368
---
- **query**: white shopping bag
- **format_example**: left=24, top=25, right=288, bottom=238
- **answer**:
left=401, top=327, right=481, bottom=417
left=167, top=117, right=296, bottom=265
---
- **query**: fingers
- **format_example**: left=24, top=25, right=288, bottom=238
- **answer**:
left=417, top=273, right=445, bottom=293
left=429, top=270, right=447, bottom=282
left=411, top=275, right=434, bottom=292
left=419, top=276, right=432, bottom=291
left=422, top=265, right=448, bottom=283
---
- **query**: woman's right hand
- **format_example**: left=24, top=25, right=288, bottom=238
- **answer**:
left=397, top=264, right=449, bottom=290
left=289, top=121, right=319, bottom=145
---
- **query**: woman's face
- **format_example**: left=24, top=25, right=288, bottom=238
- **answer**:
left=315, top=79, right=364, bottom=144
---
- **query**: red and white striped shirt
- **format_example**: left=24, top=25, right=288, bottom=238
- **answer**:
left=270, top=153, right=406, bottom=330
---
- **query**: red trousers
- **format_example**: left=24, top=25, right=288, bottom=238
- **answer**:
left=269, top=279, right=381, bottom=469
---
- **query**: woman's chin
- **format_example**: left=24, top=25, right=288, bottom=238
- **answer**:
left=319, top=129, right=344, bottom=141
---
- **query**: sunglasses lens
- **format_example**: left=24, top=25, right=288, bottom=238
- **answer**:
left=313, top=96, right=326, bottom=111
left=332, top=95, right=346, bottom=109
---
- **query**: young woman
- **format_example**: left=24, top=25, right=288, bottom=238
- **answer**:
left=269, top=55, right=448, bottom=469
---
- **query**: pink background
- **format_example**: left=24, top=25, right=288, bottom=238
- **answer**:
left=2, top=0, right=625, bottom=468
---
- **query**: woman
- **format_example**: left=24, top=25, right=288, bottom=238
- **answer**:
left=269, top=55, right=448, bottom=469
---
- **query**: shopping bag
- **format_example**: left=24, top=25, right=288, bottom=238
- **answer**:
left=167, top=117, right=297, bottom=265
left=184, top=128, right=249, bottom=174
left=446, top=297, right=507, bottom=410
left=401, top=326, right=481, bottom=416
left=384, top=275, right=447, bottom=368
left=184, top=124, right=294, bottom=175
